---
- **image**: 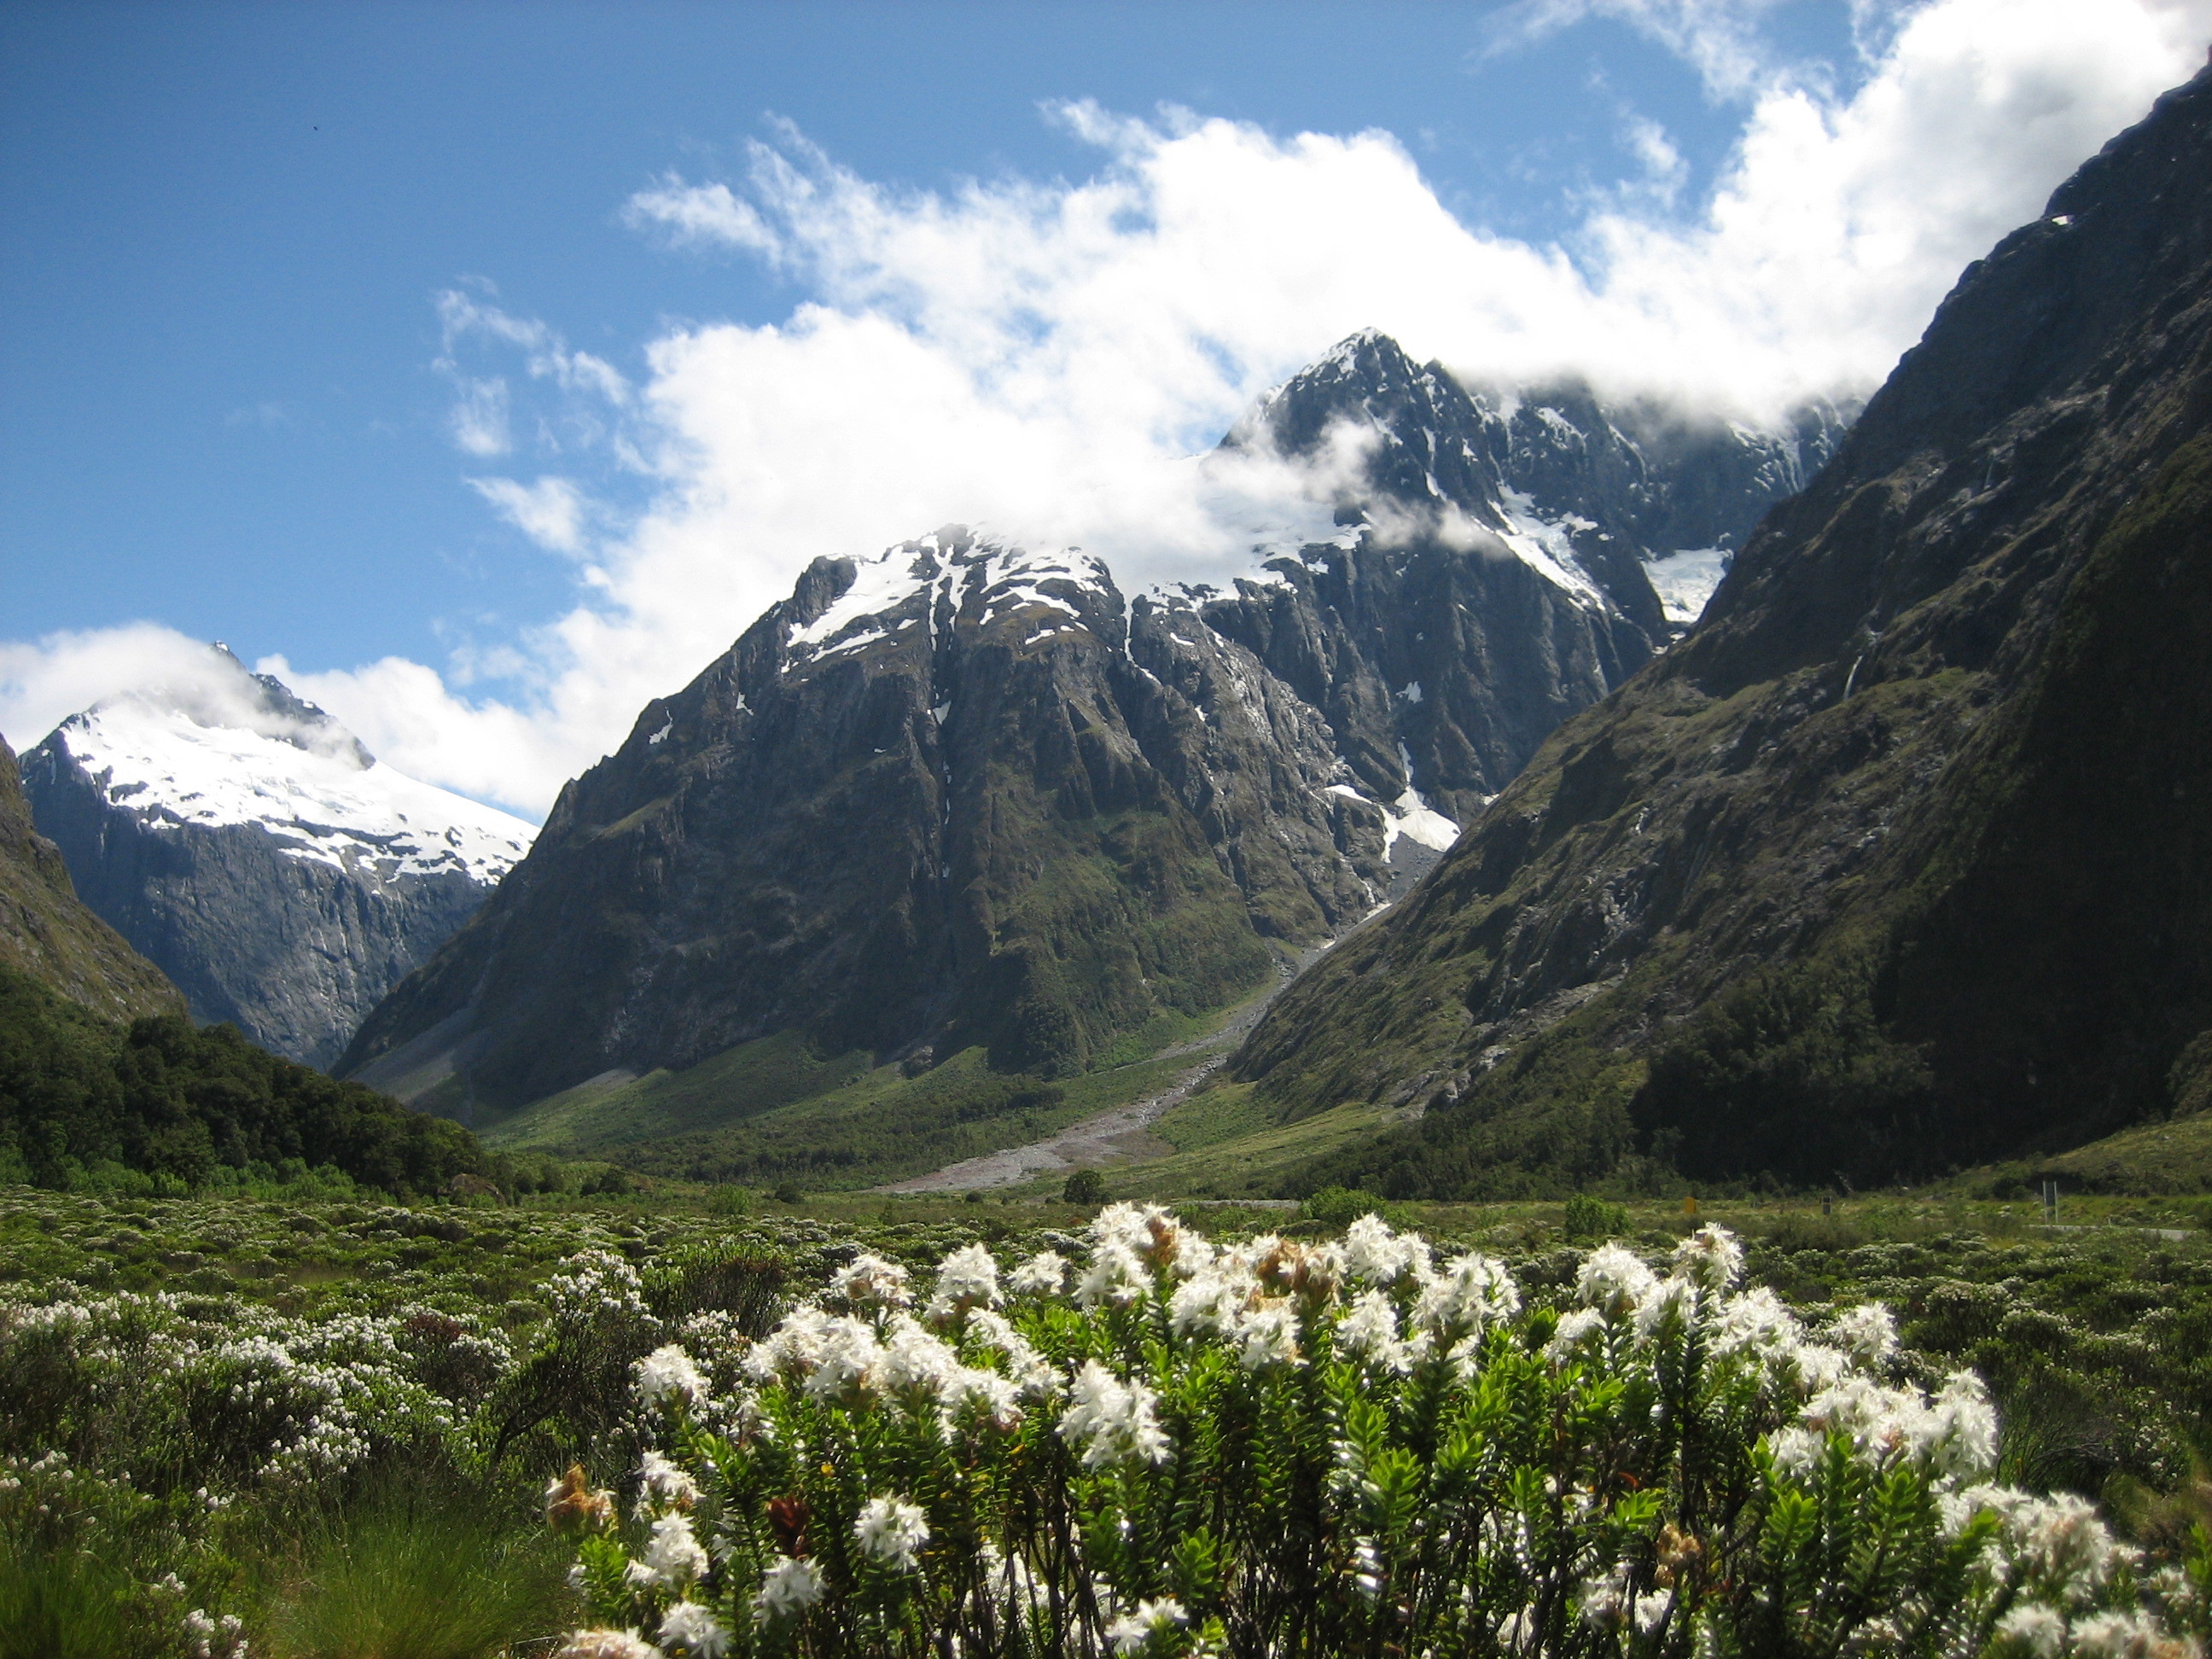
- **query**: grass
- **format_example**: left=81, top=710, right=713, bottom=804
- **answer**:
left=1097, top=1095, right=1412, bottom=1199
left=256, top=1477, right=573, bottom=1659
left=477, top=973, right=1288, bottom=1192
left=1962, top=1109, right=2212, bottom=1197
left=0, top=1531, right=149, bottom=1659
left=484, top=1027, right=877, bottom=1154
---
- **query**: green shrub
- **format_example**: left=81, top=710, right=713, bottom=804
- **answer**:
left=1061, top=1167, right=1107, bottom=1204
left=1562, top=1191, right=1628, bottom=1241
left=707, top=1185, right=752, bottom=1219
left=1299, top=1184, right=1391, bottom=1227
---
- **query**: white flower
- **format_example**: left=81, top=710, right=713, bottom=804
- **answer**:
left=1576, top=1244, right=1656, bottom=1318
left=1545, top=1307, right=1607, bottom=1362
left=880, top=1316, right=962, bottom=1402
left=1415, top=1253, right=1521, bottom=1336
left=963, top=1309, right=1057, bottom=1394
left=1059, top=1359, right=1172, bottom=1467
left=1335, top=1289, right=1408, bottom=1373
left=1169, top=1270, right=1251, bottom=1339
left=1008, top=1250, right=1069, bottom=1297
left=556, top=1630, right=662, bottom=1659
left=1577, top=1562, right=1634, bottom=1629
left=1826, top=1302, right=1900, bottom=1366
left=1669, top=1225, right=1744, bottom=1291
left=743, top=1305, right=834, bottom=1382
left=924, top=1243, right=1001, bottom=1324
left=944, top=1365, right=1025, bottom=1431
left=1790, top=1342, right=1852, bottom=1395
left=1633, top=1590, right=1672, bottom=1634
left=830, top=1254, right=912, bottom=1309
left=1077, top=1241, right=1152, bottom=1308
left=1767, top=1426, right=1825, bottom=1479
left=1235, top=1301, right=1302, bottom=1370
left=805, top=1316, right=888, bottom=1403
left=1711, top=1286, right=1802, bottom=1359
left=627, top=1511, right=709, bottom=1587
left=1104, top=1596, right=1187, bottom=1655
left=1924, top=1371, right=1999, bottom=1480
left=1991, top=1603, right=2067, bottom=1658
left=1091, top=1202, right=1184, bottom=1268
left=2069, top=1609, right=2171, bottom=1658
left=633, top=1344, right=707, bottom=1409
left=1632, top=1275, right=1699, bottom=1343
left=658, top=1599, right=731, bottom=1658
left=1974, top=1487, right=2130, bottom=1598
left=854, top=1495, right=930, bottom=1570
left=637, top=1448, right=700, bottom=1508
left=1342, top=1214, right=1428, bottom=1285
left=754, top=1555, right=824, bottom=1622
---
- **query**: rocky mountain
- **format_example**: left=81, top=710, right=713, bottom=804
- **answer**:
left=341, top=337, right=1848, bottom=1121
left=0, top=731, right=182, bottom=1023
left=23, top=648, right=533, bottom=1069
left=1234, top=61, right=2212, bottom=1195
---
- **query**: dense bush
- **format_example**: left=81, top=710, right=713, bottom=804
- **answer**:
left=0, top=963, right=492, bottom=1197
left=556, top=1210, right=2210, bottom=1657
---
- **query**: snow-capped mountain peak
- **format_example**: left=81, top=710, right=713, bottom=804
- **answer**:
left=22, top=646, right=537, bottom=1066
left=44, top=646, right=533, bottom=885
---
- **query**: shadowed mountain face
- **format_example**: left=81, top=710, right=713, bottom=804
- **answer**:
left=341, top=338, right=1845, bottom=1120
left=1235, top=64, right=2212, bottom=1196
left=23, top=649, right=533, bottom=1069
left=0, top=732, right=182, bottom=1023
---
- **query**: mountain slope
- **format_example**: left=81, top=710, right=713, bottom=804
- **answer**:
left=0, top=732, right=183, bottom=1023
left=342, top=339, right=1842, bottom=1127
left=23, top=648, right=533, bottom=1068
left=1233, top=62, right=2212, bottom=1195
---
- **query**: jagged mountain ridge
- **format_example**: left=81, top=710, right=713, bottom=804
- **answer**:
left=1233, top=61, right=2212, bottom=1194
left=24, top=648, right=534, bottom=1068
left=341, top=339, right=1848, bottom=1120
left=0, top=731, right=183, bottom=1023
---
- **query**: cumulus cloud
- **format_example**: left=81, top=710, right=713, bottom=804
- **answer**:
left=6, top=0, right=2206, bottom=818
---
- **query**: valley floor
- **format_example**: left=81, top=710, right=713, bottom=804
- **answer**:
left=879, top=939, right=1333, bottom=1192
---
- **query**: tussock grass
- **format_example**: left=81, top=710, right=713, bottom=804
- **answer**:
left=258, top=1477, right=572, bottom=1659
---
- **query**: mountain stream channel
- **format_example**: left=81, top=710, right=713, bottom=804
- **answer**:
left=879, top=937, right=1342, bottom=1194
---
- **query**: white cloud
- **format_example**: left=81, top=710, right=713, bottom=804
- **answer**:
left=7, top=0, right=2207, bottom=820
left=1, top=624, right=236, bottom=757
left=1484, top=0, right=1794, bottom=99
left=626, top=175, right=783, bottom=256
left=448, top=376, right=511, bottom=457
left=468, top=475, right=589, bottom=554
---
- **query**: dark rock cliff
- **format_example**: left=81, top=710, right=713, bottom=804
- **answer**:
left=1236, top=63, right=2212, bottom=1195
left=343, top=338, right=1842, bottom=1119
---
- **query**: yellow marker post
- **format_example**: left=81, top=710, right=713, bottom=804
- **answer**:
left=1683, top=1195, right=1698, bottom=1219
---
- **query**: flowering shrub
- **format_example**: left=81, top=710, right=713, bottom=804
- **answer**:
left=557, top=1209, right=2211, bottom=1656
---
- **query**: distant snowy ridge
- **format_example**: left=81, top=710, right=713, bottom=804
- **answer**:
left=22, top=647, right=537, bottom=1067
left=49, top=699, right=533, bottom=885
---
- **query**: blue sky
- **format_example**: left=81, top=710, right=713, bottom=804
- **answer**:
left=3, top=0, right=2206, bottom=813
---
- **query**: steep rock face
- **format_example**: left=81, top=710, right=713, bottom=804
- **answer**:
left=1236, top=64, right=2212, bottom=1194
left=24, top=649, right=533, bottom=1068
left=345, top=338, right=1844, bottom=1117
left=0, top=732, right=182, bottom=1022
